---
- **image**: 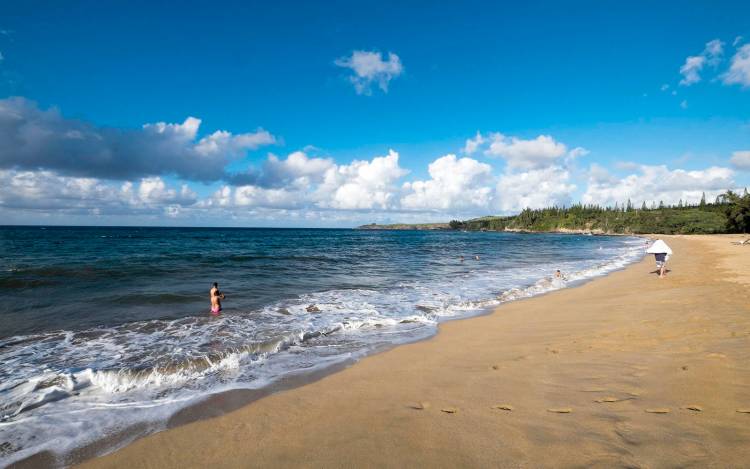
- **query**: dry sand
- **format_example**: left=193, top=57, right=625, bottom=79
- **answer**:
left=78, top=235, right=750, bottom=469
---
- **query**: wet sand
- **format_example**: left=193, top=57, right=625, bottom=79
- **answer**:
left=79, top=235, right=750, bottom=468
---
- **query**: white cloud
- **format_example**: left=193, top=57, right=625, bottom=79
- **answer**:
left=198, top=150, right=409, bottom=213
left=680, top=99, right=688, bottom=109
left=730, top=150, right=750, bottom=171
left=582, top=164, right=734, bottom=206
left=0, top=170, right=196, bottom=214
left=233, top=185, right=305, bottom=209
left=318, top=150, right=408, bottom=209
left=679, top=39, right=724, bottom=86
left=135, top=177, right=197, bottom=205
left=401, top=154, right=493, bottom=211
left=723, top=44, right=750, bottom=87
left=194, top=129, right=275, bottom=156
left=486, top=133, right=568, bottom=170
left=734, top=36, right=744, bottom=47
left=679, top=55, right=706, bottom=86
left=660, top=83, right=670, bottom=91
left=567, top=147, right=590, bottom=159
left=704, top=39, right=725, bottom=65
left=334, top=50, right=403, bottom=95
left=264, top=151, right=334, bottom=185
left=495, top=166, right=576, bottom=212
left=463, top=132, right=485, bottom=155
left=227, top=151, right=334, bottom=187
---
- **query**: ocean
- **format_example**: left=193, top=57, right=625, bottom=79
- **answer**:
left=0, top=226, right=643, bottom=466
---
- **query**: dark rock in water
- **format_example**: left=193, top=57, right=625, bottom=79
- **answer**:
left=0, top=441, right=15, bottom=456
left=277, top=308, right=291, bottom=315
left=415, top=305, right=435, bottom=313
left=306, top=304, right=321, bottom=313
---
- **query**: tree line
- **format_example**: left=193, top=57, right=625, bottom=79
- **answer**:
left=448, top=189, right=750, bottom=234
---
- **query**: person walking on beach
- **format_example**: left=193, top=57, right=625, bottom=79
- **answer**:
left=210, top=282, right=225, bottom=315
left=646, top=239, right=672, bottom=279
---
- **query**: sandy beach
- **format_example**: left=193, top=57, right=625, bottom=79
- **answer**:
left=75, top=234, right=750, bottom=469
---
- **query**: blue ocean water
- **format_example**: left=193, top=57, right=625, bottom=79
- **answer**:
left=0, top=227, right=643, bottom=465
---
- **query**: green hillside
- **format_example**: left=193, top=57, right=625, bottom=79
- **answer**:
left=360, top=190, right=750, bottom=235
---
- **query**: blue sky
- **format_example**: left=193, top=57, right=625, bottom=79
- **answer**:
left=0, top=0, right=748, bottom=226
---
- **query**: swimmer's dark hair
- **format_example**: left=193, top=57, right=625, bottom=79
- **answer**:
left=213, top=282, right=218, bottom=288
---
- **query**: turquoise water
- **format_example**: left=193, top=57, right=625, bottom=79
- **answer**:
left=0, top=227, right=643, bottom=465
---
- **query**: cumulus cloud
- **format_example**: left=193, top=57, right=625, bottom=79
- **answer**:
left=317, top=150, right=409, bottom=209
left=582, top=164, right=734, bottom=206
left=495, top=166, right=576, bottom=212
left=133, top=177, right=197, bottom=206
left=0, top=97, right=276, bottom=182
left=730, top=150, right=750, bottom=170
left=485, top=133, right=568, bottom=170
left=679, top=39, right=724, bottom=86
left=228, top=151, right=334, bottom=187
left=401, top=154, right=493, bottom=211
left=334, top=50, right=403, bottom=95
left=723, top=44, right=750, bottom=87
left=0, top=170, right=196, bottom=215
left=679, top=55, right=707, bottom=86
left=201, top=150, right=410, bottom=212
left=704, top=39, right=725, bottom=65
left=463, top=132, right=485, bottom=155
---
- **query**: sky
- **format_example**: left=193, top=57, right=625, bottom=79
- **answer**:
left=0, top=0, right=749, bottom=227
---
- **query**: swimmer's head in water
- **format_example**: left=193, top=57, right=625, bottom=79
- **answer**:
left=213, top=282, right=218, bottom=288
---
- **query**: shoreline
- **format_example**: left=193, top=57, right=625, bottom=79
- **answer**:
left=15, top=234, right=750, bottom=468
left=8, top=235, right=643, bottom=468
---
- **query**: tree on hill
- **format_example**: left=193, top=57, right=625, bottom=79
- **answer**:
left=723, top=190, right=750, bottom=233
left=700, top=192, right=706, bottom=207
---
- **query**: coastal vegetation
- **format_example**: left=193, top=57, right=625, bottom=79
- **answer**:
left=361, top=190, right=750, bottom=234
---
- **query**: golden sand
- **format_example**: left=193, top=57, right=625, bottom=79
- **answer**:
left=79, top=235, right=750, bottom=468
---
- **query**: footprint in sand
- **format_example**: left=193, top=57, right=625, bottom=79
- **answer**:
left=681, top=405, right=703, bottom=412
left=491, top=365, right=500, bottom=370
left=737, top=409, right=750, bottom=414
left=410, top=402, right=430, bottom=410
left=547, top=408, right=572, bottom=413
left=645, top=408, right=671, bottom=414
left=595, top=397, right=621, bottom=403
left=491, top=404, right=514, bottom=411
left=441, top=407, right=458, bottom=414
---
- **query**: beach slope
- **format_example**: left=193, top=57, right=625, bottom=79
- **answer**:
left=81, top=235, right=750, bottom=468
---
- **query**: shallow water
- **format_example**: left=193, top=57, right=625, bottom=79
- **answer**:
left=0, top=227, right=643, bottom=465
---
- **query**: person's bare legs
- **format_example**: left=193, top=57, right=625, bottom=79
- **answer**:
left=659, top=264, right=666, bottom=278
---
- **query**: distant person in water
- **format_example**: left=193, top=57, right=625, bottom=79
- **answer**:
left=554, top=269, right=562, bottom=279
left=475, top=255, right=480, bottom=261
left=459, top=255, right=465, bottom=262
left=210, top=282, right=225, bottom=315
